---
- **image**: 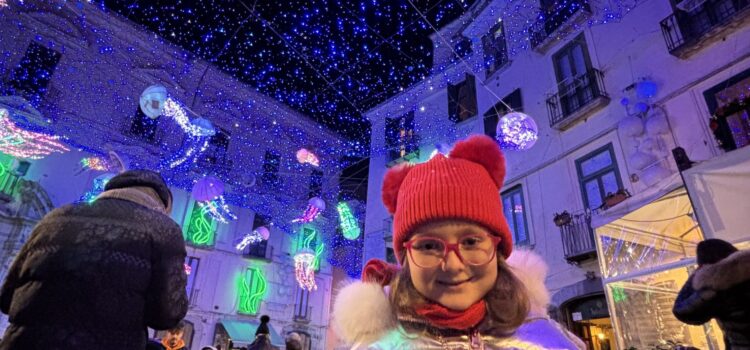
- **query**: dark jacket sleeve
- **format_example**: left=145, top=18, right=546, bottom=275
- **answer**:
left=145, top=221, right=189, bottom=330
left=673, top=274, right=718, bottom=325
left=0, top=245, right=28, bottom=314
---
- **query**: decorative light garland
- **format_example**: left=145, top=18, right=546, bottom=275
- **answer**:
left=238, top=267, right=268, bottom=314
left=79, top=174, right=113, bottom=204
left=80, top=157, right=109, bottom=171
left=0, top=108, right=69, bottom=159
left=294, top=249, right=318, bottom=291
left=235, top=228, right=269, bottom=251
left=336, top=201, right=361, bottom=240
left=198, top=195, right=237, bottom=223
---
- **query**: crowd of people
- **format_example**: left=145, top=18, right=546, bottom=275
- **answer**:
left=0, top=135, right=747, bottom=349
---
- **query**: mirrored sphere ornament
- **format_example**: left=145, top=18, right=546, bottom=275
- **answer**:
left=496, top=112, right=538, bottom=151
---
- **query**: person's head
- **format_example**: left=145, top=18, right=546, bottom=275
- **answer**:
left=164, top=321, right=185, bottom=346
left=697, top=238, right=738, bottom=266
left=285, top=332, right=302, bottom=350
left=373, top=135, right=528, bottom=331
left=104, top=169, right=173, bottom=214
left=260, top=315, right=270, bottom=324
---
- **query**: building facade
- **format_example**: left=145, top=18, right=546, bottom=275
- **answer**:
left=363, top=0, right=750, bottom=349
left=0, top=2, right=350, bottom=349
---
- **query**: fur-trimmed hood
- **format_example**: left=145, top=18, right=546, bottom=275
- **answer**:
left=332, top=249, right=552, bottom=345
left=693, top=248, right=750, bottom=291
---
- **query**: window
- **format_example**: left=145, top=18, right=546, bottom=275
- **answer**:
left=552, top=35, right=597, bottom=117
left=482, top=20, right=509, bottom=76
left=453, top=36, right=473, bottom=60
left=199, top=128, right=231, bottom=171
left=502, top=185, right=530, bottom=246
left=9, top=43, right=61, bottom=106
left=261, top=150, right=281, bottom=187
left=484, top=89, right=523, bottom=140
left=703, top=67, right=750, bottom=151
left=575, top=144, right=624, bottom=210
left=308, top=169, right=323, bottom=198
left=129, top=106, right=159, bottom=143
left=448, top=74, right=478, bottom=123
left=385, top=111, right=418, bottom=162
left=540, top=0, right=589, bottom=38
left=185, top=256, right=200, bottom=303
left=238, top=267, right=266, bottom=314
left=184, top=202, right=217, bottom=247
left=294, top=287, right=311, bottom=321
left=244, top=213, right=269, bottom=259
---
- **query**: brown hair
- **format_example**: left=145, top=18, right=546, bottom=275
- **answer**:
left=389, top=253, right=529, bottom=335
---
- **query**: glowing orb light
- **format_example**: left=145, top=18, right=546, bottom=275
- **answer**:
left=496, top=112, right=538, bottom=151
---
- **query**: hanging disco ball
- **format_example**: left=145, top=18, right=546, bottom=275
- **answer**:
left=139, top=85, right=168, bottom=119
left=496, top=112, right=538, bottom=151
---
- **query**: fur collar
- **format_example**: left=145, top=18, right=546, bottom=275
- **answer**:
left=97, top=187, right=167, bottom=214
left=332, top=249, right=551, bottom=345
left=693, top=249, right=750, bottom=291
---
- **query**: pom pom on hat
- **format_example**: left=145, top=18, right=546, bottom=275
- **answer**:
left=381, top=163, right=413, bottom=215
left=450, top=135, right=506, bottom=189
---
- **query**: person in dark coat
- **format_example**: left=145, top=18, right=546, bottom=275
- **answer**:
left=673, top=239, right=750, bottom=349
left=248, top=315, right=274, bottom=350
left=0, top=170, right=188, bottom=350
left=160, top=321, right=187, bottom=350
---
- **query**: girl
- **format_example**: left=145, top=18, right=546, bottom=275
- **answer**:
left=333, top=135, right=584, bottom=349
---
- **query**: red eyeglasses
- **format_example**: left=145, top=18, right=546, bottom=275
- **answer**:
left=403, top=235, right=502, bottom=268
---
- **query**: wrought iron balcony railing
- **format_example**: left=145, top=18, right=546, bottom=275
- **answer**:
left=546, top=68, right=609, bottom=130
left=660, top=0, right=750, bottom=57
left=558, top=211, right=597, bottom=264
left=528, top=0, right=591, bottom=50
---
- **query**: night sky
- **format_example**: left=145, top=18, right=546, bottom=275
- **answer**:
left=100, top=0, right=477, bottom=141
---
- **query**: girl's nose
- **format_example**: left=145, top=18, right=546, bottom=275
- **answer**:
left=440, top=249, right=465, bottom=272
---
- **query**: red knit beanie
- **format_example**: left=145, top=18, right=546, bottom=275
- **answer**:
left=382, top=134, right=513, bottom=265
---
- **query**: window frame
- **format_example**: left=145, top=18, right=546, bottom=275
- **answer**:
left=501, top=184, right=531, bottom=246
left=185, top=256, right=200, bottom=304
left=294, top=287, right=311, bottom=321
left=9, top=42, right=62, bottom=106
left=447, top=73, right=478, bottom=123
left=183, top=201, right=218, bottom=248
left=482, top=20, right=509, bottom=76
left=261, top=150, right=282, bottom=187
left=385, top=111, right=418, bottom=162
left=575, top=143, right=624, bottom=210
left=244, top=213, right=269, bottom=259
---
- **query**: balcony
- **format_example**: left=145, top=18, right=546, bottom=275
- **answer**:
left=557, top=211, right=597, bottom=264
left=660, top=0, right=750, bottom=58
left=528, top=0, right=591, bottom=52
left=546, top=68, right=610, bottom=130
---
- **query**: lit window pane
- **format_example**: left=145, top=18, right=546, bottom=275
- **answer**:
left=580, top=150, right=613, bottom=177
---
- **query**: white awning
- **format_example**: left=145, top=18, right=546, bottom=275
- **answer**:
left=683, top=145, right=750, bottom=244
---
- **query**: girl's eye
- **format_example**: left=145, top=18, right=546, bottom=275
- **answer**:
left=412, top=239, right=444, bottom=251
left=461, top=236, right=485, bottom=247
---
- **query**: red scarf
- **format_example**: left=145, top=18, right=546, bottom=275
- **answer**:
left=414, top=300, right=486, bottom=330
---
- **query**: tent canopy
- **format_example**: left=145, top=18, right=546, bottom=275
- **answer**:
left=594, top=187, right=702, bottom=281
left=220, top=319, right=284, bottom=347
left=684, top=144, right=750, bottom=244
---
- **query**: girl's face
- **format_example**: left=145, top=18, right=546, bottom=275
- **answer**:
left=406, top=221, right=498, bottom=311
